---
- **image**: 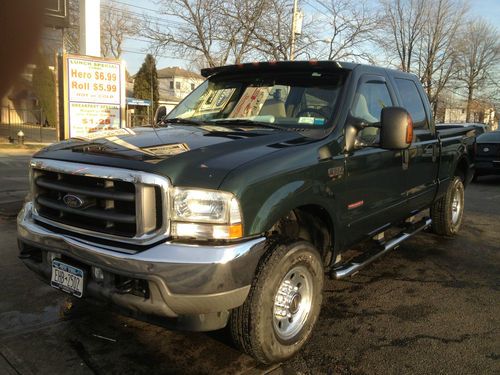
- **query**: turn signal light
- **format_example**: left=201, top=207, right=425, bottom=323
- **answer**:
left=406, top=115, right=414, bottom=144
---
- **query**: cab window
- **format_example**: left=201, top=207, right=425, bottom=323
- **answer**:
left=351, top=80, right=393, bottom=143
left=395, top=78, right=428, bottom=129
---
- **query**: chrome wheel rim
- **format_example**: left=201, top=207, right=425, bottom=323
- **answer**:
left=451, top=185, right=462, bottom=225
left=273, top=265, right=313, bottom=341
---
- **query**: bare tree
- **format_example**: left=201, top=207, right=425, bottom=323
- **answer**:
left=416, top=0, right=467, bottom=117
left=247, top=0, right=295, bottom=60
left=143, top=0, right=269, bottom=68
left=455, top=20, right=500, bottom=122
left=219, top=0, right=269, bottom=64
left=378, top=0, right=427, bottom=72
left=312, top=0, right=378, bottom=62
left=246, top=0, right=322, bottom=61
left=100, top=3, right=138, bottom=59
left=63, top=0, right=137, bottom=58
left=143, top=0, right=319, bottom=66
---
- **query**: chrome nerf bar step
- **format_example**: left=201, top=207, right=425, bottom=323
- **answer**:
left=332, top=217, right=432, bottom=279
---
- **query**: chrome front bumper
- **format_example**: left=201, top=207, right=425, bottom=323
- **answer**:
left=17, top=202, right=266, bottom=329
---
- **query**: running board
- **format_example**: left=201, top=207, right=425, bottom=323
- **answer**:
left=332, top=218, right=432, bottom=279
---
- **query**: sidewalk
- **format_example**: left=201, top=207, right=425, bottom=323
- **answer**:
left=0, top=144, right=40, bottom=218
left=0, top=138, right=51, bottom=156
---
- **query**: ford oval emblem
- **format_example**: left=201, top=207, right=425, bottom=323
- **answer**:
left=63, top=194, right=84, bottom=209
left=483, top=147, right=490, bottom=153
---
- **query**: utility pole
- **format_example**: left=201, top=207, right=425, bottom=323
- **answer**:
left=150, top=65, right=154, bottom=125
left=79, top=0, right=101, bottom=56
left=290, top=0, right=298, bottom=61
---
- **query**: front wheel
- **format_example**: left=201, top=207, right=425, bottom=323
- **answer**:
left=229, top=240, right=324, bottom=364
left=431, top=176, right=465, bottom=236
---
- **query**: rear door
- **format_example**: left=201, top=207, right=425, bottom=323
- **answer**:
left=342, top=74, right=408, bottom=245
left=392, top=77, right=439, bottom=212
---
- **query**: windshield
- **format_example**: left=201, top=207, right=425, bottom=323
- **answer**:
left=166, top=71, right=347, bottom=130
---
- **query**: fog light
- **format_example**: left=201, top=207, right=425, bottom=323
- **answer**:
left=92, top=267, right=104, bottom=281
left=47, top=251, right=60, bottom=264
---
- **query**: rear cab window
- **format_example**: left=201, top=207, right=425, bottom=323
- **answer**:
left=394, top=78, right=429, bottom=129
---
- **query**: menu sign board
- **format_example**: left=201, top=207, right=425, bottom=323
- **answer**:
left=63, top=54, right=126, bottom=139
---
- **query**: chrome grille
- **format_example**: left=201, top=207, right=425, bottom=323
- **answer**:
left=30, top=159, right=170, bottom=245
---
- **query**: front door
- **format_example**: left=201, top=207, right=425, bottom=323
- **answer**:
left=341, top=74, right=408, bottom=246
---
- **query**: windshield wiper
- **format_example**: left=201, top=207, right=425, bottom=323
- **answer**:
left=161, top=117, right=204, bottom=126
left=212, top=119, right=289, bottom=131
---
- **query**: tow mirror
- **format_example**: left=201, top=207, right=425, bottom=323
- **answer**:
left=380, top=107, right=413, bottom=150
left=154, top=105, right=167, bottom=124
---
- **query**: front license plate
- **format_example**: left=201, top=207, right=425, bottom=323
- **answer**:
left=51, top=260, right=84, bottom=298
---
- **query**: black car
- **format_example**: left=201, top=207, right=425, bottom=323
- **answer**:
left=474, top=130, right=500, bottom=180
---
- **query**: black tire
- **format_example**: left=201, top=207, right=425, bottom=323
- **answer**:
left=431, top=176, right=465, bottom=236
left=230, top=240, right=324, bottom=364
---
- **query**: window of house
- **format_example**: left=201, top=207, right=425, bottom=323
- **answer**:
left=395, top=78, right=428, bottom=129
left=169, top=81, right=174, bottom=90
left=176, top=81, right=181, bottom=90
left=191, top=83, right=195, bottom=90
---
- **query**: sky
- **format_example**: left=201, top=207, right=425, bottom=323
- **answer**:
left=116, top=0, right=500, bottom=74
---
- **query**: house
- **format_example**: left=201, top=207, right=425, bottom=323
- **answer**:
left=443, top=99, right=498, bottom=131
left=157, top=66, right=204, bottom=112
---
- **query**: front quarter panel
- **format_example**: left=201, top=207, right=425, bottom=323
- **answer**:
left=219, top=141, right=342, bottom=237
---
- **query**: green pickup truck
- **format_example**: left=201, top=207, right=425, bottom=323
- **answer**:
left=18, top=61, right=475, bottom=364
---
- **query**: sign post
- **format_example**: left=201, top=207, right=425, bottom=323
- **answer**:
left=62, top=54, right=126, bottom=139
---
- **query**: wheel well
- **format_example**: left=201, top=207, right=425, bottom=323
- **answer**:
left=455, top=157, right=469, bottom=184
left=267, top=205, right=334, bottom=265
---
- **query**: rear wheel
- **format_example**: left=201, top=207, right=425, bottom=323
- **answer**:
left=230, top=240, right=324, bottom=364
left=431, top=176, right=465, bottom=236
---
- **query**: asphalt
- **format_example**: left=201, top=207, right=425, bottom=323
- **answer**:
left=0, top=153, right=498, bottom=374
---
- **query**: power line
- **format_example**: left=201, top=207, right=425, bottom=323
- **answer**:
left=102, top=1, right=189, bottom=28
left=100, top=6, right=188, bottom=30
left=105, top=0, right=159, bottom=14
left=121, top=49, right=187, bottom=61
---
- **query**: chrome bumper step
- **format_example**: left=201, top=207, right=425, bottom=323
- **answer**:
left=332, top=217, right=432, bottom=279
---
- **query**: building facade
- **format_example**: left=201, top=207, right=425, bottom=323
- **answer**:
left=157, top=67, right=204, bottom=113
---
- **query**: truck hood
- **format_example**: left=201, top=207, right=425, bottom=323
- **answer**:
left=34, top=125, right=311, bottom=189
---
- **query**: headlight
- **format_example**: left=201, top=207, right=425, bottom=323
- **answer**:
left=170, top=188, right=243, bottom=240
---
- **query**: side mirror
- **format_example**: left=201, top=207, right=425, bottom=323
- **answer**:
left=154, top=105, right=167, bottom=124
left=344, top=114, right=378, bottom=153
left=380, top=107, right=413, bottom=150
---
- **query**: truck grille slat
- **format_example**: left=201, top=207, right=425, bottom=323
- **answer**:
left=37, top=196, right=136, bottom=224
left=30, top=159, right=171, bottom=246
left=35, top=176, right=135, bottom=202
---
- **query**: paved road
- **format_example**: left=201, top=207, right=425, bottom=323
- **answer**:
left=0, top=154, right=498, bottom=374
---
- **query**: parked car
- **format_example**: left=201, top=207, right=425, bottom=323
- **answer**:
left=18, top=61, right=475, bottom=364
left=473, top=130, right=500, bottom=180
left=436, top=122, right=488, bottom=136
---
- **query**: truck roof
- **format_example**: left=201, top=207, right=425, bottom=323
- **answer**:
left=200, top=60, right=416, bottom=79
